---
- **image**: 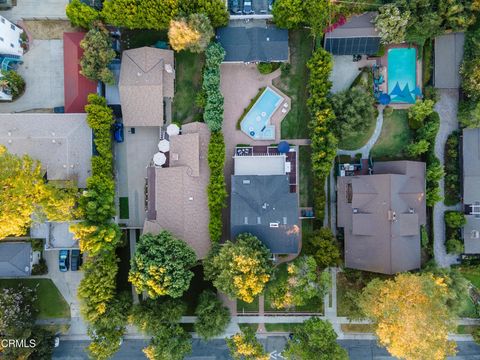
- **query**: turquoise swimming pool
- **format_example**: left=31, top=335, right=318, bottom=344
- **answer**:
left=387, top=48, right=417, bottom=104
left=241, top=87, right=283, bottom=140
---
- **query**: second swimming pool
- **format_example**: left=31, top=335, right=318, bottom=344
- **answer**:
left=240, top=87, right=283, bottom=140
left=387, top=48, right=417, bottom=104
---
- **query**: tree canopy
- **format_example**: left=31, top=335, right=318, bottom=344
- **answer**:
left=226, top=327, right=269, bottom=360
left=0, top=146, right=75, bottom=239
left=374, top=4, right=410, bottom=44
left=129, top=231, right=197, bottom=299
left=204, top=233, right=273, bottom=303
left=194, top=290, right=231, bottom=339
left=359, top=273, right=457, bottom=360
left=283, top=317, right=347, bottom=360
left=168, top=14, right=213, bottom=53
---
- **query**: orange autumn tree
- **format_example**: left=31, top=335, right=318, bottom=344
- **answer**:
left=359, top=273, right=456, bottom=360
left=226, top=327, right=269, bottom=360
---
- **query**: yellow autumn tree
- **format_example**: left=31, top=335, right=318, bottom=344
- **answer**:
left=0, top=145, right=75, bottom=239
left=168, top=13, right=213, bottom=53
left=204, top=233, right=273, bottom=303
left=359, top=273, right=457, bottom=360
left=226, top=327, right=269, bottom=360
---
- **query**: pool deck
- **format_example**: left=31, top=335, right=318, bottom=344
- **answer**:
left=375, top=44, right=422, bottom=109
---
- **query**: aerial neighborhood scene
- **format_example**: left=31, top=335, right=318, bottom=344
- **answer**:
left=3, top=0, right=480, bottom=359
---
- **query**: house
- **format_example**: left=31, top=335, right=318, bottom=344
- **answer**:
left=337, top=161, right=426, bottom=274
left=0, top=242, right=32, bottom=277
left=63, top=32, right=98, bottom=113
left=0, top=113, right=92, bottom=187
left=462, top=128, right=480, bottom=253
left=216, top=23, right=288, bottom=63
left=324, top=12, right=380, bottom=56
left=143, top=122, right=211, bottom=259
left=119, top=47, right=175, bottom=127
left=230, top=148, right=300, bottom=254
left=0, top=15, right=23, bottom=57
left=434, top=33, right=465, bottom=89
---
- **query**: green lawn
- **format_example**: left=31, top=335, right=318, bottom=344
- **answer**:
left=299, top=146, right=314, bottom=207
left=264, top=263, right=323, bottom=313
left=237, top=297, right=259, bottom=313
left=265, top=323, right=302, bottom=332
left=459, top=296, right=479, bottom=318
left=341, top=323, right=375, bottom=333
left=370, top=109, right=413, bottom=160
left=457, top=325, right=480, bottom=334
left=458, top=266, right=480, bottom=289
left=0, top=279, right=70, bottom=319
left=172, top=51, right=205, bottom=124
left=274, top=29, right=314, bottom=139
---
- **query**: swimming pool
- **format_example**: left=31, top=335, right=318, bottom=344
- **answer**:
left=241, top=87, right=283, bottom=140
left=387, top=48, right=417, bottom=104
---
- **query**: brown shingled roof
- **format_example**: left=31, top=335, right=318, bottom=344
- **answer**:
left=119, top=47, right=175, bottom=127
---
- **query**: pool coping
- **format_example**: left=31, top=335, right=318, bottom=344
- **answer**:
left=377, top=44, right=423, bottom=108
left=240, top=86, right=287, bottom=140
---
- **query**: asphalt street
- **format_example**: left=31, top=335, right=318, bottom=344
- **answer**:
left=53, top=338, right=480, bottom=359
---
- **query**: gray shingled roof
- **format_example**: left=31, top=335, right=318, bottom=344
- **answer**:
left=434, top=33, right=465, bottom=89
left=337, top=161, right=426, bottom=274
left=0, top=243, right=31, bottom=277
left=216, top=26, right=288, bottom=62
left=230, top=175, right=300, bottom=254
left=463, top=128, right=480, bottom=205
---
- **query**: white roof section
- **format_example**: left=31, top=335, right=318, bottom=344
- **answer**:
left=434, top=33, right=465, bottom=89
left=0, top=15, right=23, bottom=57
left=31, top=221, right=80, bottom=250
left=234, top=155, right=286, bottom=176
left=0, top=113, right=92, bottom=188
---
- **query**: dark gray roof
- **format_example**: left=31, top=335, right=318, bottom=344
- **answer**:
left=463, top=128, right=480, bottom=204
left=464, top=216, right=480, bottom=254
left=324, top=12, right=380, bottom=55
left=216, top=26, right=289, bottom=62
left=230, top=175, right=300, bottom=254
left=0, top=243, right=31, bottom=277
left=434, top=33, right=465, bottom=89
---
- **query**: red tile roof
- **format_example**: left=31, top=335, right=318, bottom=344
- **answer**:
left=63, top=32, right=97, bottom=113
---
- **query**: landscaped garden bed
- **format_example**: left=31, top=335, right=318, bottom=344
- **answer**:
left=299, top=145, right=314, bottom=208
left=444, top=131, right=461, bottom=206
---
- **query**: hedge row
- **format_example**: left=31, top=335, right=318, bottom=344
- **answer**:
left=203, top=43, right=225, bottom=132
left=306, top=48, right=337, bottom=224
left=444, top=131, right=461, bottom=206
left=444, top=211, right=466, bottom=254
left=66, top=0, right=229, bottom=30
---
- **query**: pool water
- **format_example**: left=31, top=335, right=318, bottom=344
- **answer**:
left=387, top=48, right=417, bottom=104
left=240, top=87, right=283, bottom=140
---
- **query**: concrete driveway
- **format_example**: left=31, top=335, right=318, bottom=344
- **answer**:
left=1, top=0, right=69, bottom=22
left=0, top=39, right=64, bottom=113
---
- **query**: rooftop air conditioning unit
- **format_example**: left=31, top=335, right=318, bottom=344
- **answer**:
left=242, top=179, right=251, bottom=185
left=269, top=222, right=279, bottom=228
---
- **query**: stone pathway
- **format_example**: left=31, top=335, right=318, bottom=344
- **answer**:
left=434, top=89, right=462, bottom=268
left=337, top=106, right=385, bottom=158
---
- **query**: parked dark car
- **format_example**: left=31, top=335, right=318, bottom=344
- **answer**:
left=53, top=106, right=65, bottom=113
left=70, top=250, right=82, bottom=271
left=230, top=0, right=241, bottom=14
left=114, top=122, right=124, bottom=143
left=59, top=250, right=69, bottom=272
left=243, top=0, right=254, bottom=14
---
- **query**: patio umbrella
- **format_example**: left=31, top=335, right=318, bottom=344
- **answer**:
left=378, top=93, right=391, bottom=105
left=278, top=141, right=290, bottom=154
left=153, top=152, right=166, bottom=166
left=158, top=139, right=170, bottom=152
left=166, top=124, right=180, bottom=136
left=389, top=82, right=403, bottom=97
left=411, top=86, right=423, bottom=98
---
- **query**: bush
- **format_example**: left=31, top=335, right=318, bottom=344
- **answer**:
left=446, top=237, right=464, bottom=254
left=1, top=70, right=25, bottom=99
left=444, top=211, right=467, bottom=229
left=257, top=62, right=280, bottom=75
left=408, top=99, right=435, bottom=129
left=30, top=238, right=44, bottom=252
left=202, top=43, right=225, bottom=131
left=194, top=290, right=230, bottom=339
left=374, top=4, right=410, bottom=44
left=303, top=227, right=341, bottom=269
left=80, top=27, right=116, bottom=85
left=66, top=0, right=101, bottom=29
left=444, top=131, right=461, bottom=205
left=31, top=258, right=48, bottom=275
left=420, top=225, right=429, bottom=249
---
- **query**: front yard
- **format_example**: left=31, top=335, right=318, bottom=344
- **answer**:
left=274, top=29, right=314, bottom=139
left=0, top=278, right=70, bottom=319
left=370, top=109, right=413, bottom=160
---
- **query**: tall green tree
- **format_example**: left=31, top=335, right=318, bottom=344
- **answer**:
left=80, top=27, right=116, bottom=85
left=66, top=0, right=101, bottom=28
left=0, top=146, right=75, bottom=239
left=129, top=231, right=197, bottom=299
left=168, top=14, right=214, bottom=53
left=283, top=317, right=347, bottom=360
left=374, top=4, right=410, bottom=44
left=226, top=327, right=268, bottom=360
left=143, top=324, right=192, bottom=360
left=272, top=0, right=330, bottom=34
left=304, top=227, right=341, bottom=269
left=194, top=290, right=231, bottom=339
left=204, top=233, right=273, bottom=303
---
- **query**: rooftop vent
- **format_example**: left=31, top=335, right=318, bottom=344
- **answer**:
left=409, top=208, right=415, bottom=214
left=353, top=208, right=358, bottom=214
left=242, top=179, right=251, bottom=185
left=269, top=222, right=279, bottom=228
left=244, top=217, right=248, bottom=224
left=388, top=210, right=397, bottom=221
left=472, top=230, right=480, bottom=239
left=257, top=217, right=261, bottom=224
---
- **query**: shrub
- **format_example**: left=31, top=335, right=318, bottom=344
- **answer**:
left=303, top=227, right=341, bottom=269
left=202, top=43, right=225, bottom=131
left=446, top=237, right=464, bottom=254
left=31, top=258, right=48, bottom=275
left=406, top=139, right=429, bottom=157
left=444, top=211, right=467, bottom=229
left=66, top=0, right=101, bottom=29
left=444, top=131, right=461, bottom=205
left=257, top=62, right=280, bottom=74
left=408, top=99, right=435, bottom=129
left=374, top=4, right=410, bottom=44
left=1, top=70, right=25, bottom=99
left=194, top=290, right=230, bottom=339
left=420, top=225, right=429, bottom=249
left=80, top=27, right=116, bottom=85
left=168, top=14, right=214, bottom=53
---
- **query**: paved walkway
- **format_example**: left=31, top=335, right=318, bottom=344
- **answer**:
left=434, top=89, right=462, bottom=268
left=337, top=106, right=385, bottom=157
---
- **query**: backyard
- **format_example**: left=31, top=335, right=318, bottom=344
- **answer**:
left=370, top=109, right=413, bottom=160
left=299, top=145, right=314, bottom=208
left=274, top=29, right=314, bottom=139
left=0, top=279, right=70, bottom=319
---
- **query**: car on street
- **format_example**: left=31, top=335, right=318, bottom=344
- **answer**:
left=114, top=122, right=124, bottom=143
left=70, top=249, right=82, bottom=271
left=243, top=0, right=254, bottom=14
left=59, top=250, right=69, bottom=272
